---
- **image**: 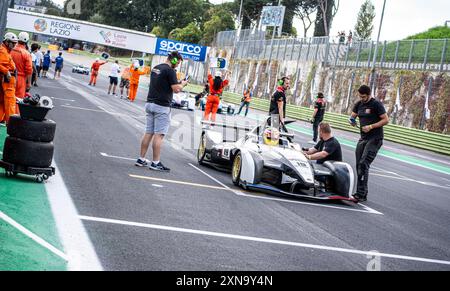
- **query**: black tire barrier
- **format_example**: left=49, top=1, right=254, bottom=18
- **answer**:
left=3, top=137, right=54, bottom=168
left=7, top=115, right=56, bottom=143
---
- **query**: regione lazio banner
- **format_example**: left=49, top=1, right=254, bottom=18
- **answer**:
left=155, top=38, right=209, bottom=62
left=7, top=9, right=157, bottom=53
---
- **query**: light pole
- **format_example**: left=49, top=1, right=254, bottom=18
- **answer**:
left=371, top=0, right=387, bottom=91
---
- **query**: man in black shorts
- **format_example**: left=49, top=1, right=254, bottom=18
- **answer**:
left=349, top=85, right=389, bottom=202
left=303, top=123, right=342, bottom=164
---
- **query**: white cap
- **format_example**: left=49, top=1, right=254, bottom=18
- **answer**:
left=18, top=32, right=30, bottom=43
left=215, top=71, right=222, bottom=78
left=4, top=32, right=18, bottom=43
left=95, top=58, right=100, bottom=61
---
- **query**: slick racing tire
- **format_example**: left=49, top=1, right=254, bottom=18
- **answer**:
left=3, top=137, right=54, bottom=168
left=7, top=115, right=56, bottom=142
left=197, top=134, right=207, bottom=165
left=231, top=152, right=242, bottom=186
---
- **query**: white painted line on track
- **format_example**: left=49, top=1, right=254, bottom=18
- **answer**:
left=79, top=215, right=450, bottom=267
left=188, top=163, right=383, bottom=215
left=100, top=152, right=135, bottom=161
left=129, top=174, right=228, bottom=191
left=50, top=97, right=75, bottom=102
left=372, top=173, right=450, bottom=190
left=0, top=210, right=68, bottom=261
left=60, top=105, right=128, bottom=116
left=46, top=163, right=103, bottom=271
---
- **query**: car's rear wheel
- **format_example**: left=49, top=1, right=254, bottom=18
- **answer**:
left=232, top=152, right=242, bottom=186
left=197, top=134, right=207, bottom=165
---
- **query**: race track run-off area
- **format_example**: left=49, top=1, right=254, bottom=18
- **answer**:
left=1, top=58, right=450, bottom=271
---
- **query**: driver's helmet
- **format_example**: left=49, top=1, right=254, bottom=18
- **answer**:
left=263, top=127, right=280, bottom=146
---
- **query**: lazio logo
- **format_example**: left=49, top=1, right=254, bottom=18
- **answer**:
left=34, top=19, right=47, bottom=32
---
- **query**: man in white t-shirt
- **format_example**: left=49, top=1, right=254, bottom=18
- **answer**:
left=30, top=43, right=39, bottom=87
left=108, top=60, right=121, bottom=96
left=35, top=46, right=44, bottom=77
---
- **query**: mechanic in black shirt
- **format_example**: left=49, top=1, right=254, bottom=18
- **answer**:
left=269, top=77, right=290, bottom=124
left=310, top=92, right=327, bottom=143
left=349, top=85, right=389, bottom=202
left=303, top=123, right=342, bottom=164
left=135, top=51, right=188, bottom=172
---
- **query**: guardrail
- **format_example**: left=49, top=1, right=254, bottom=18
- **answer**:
left=187, top=84, right=450, bottom=156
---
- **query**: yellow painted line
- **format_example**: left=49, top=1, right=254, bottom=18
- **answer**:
left=129, top=174, right=229, bottom=191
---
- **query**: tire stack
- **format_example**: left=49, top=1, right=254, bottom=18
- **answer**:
left=3, top=115, right=56, bottom=169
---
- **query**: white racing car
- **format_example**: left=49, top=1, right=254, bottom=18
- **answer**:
left=72, top=64, right=90, bottom=75
left=171, top=91, right=196, bottom=111
left=197, top=118, right=357, bottom=203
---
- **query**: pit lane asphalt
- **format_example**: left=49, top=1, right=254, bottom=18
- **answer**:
left=32, top=64, right=450, bottom=271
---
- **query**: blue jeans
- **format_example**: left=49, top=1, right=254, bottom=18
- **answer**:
left=237, top=101, right=250, bottom=116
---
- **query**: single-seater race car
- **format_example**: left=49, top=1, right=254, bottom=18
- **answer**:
left=197, top=118, right=357, bottom=203
left=171, top=91, right=196, bottom=111
left=72, top=64, right=90, bottom=75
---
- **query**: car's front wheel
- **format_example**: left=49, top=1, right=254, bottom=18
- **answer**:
left=232, top=152, right=242, bottom=186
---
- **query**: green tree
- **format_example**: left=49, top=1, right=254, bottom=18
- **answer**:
left=89, top=13, right=105, bottom=25
left=169, top=22, right=202, bottom=44
left=314, top=0, right=339, bottom=37
left=354, top=0, right=376, bottom=41
left=150, top=26, right=167, bottom=38
left=202, top=8, right=235, bottom=45
left=161, top=0, right=210, bottom=35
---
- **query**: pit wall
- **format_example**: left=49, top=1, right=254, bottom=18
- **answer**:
left=209, top=47, right=450, bottom=134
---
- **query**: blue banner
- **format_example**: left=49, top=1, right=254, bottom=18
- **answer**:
left=155, top=38, right=208, bottom=62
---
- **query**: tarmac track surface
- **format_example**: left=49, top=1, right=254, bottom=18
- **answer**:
left=33, top=64, right=450, bottom=271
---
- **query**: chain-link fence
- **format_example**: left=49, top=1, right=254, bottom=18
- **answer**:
left=217, top=30, right=450, bottom=72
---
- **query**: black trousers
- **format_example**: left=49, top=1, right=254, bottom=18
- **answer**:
left=355, top=138, right=383, bottom=197
left=312, top=118, right=323, bottom=142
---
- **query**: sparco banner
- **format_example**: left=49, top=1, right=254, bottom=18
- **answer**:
left=7, top=9, right=157, bottom=53
left=155, top=38, right=209, bottom=62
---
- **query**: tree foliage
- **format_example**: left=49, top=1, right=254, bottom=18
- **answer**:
left=202, top=7, right=235, bottom=45
left=354, top=0, right=376, bottom=41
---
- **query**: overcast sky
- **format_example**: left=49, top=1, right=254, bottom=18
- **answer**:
left=52, top=0, right=450, bottom=40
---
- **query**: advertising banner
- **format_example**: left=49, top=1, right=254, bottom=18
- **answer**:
left=155, top=38, right=209, bottom=62
left=7, top=9, right=157, bottom=53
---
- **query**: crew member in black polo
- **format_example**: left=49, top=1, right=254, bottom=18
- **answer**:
left=350, top=85, right=389, bottom=202
left=303, top=122, right=342, bottom=164
left=310, top=92, right=327, bottom=143
left=269, top=77, right=290, bottom=124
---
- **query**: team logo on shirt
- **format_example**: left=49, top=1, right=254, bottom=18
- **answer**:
left=366, top=109, right=371, bottom=114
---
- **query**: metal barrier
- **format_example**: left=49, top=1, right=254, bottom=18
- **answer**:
left=217, top=30, right=450, bottom=72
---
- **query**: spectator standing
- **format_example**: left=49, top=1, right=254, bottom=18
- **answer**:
left=119, top=66, right=131, bottom=99
left=108, top=60, right=121, bottom=96
left=54, top=52, right=64, bottom=79
left=236, top=88, right=252, bottom=117
left=42, top=50, right=51, bottom=78
left=310, top=92, right=327, bottom=143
